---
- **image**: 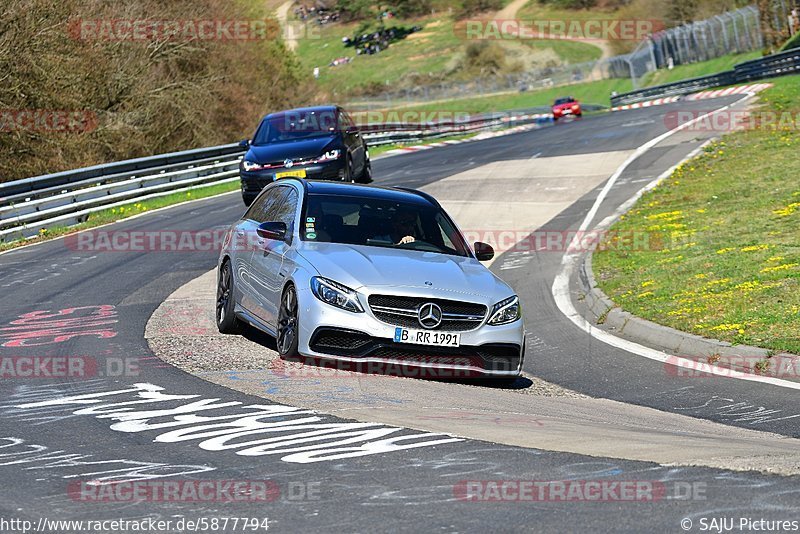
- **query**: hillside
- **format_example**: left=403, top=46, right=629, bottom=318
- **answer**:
left=0, top=0, right=312, bottom=182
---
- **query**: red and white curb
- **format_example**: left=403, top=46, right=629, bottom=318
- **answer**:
left=380, top=115, right=551, bottom=156
left=610, top=82, right=773, bottom=112
left=685, top=82, right=772, bottom=100
left=611, top=96, right=680, bottom=112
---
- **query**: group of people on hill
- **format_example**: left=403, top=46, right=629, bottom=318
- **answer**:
left=342, top=25, right=421, bottom=56
left=293, top=5, right=339, bottom=25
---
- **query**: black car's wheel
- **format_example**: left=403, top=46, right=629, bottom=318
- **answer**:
left=342, top=156, right=354, bottom=183
left=357, top=158, right=373, bottom=184
left=216, top=260, right=242, bottom=334
left=277, top=284, right=300, bottom=358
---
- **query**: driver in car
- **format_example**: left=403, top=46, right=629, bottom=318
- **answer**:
left=374, top=209, right=416, bottom=245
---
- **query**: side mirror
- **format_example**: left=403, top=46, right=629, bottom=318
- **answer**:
left=238, top=139, right=250, bottom=148
left=257, top=221, right=287, bottom=241
left=474, top=241, right=494, bottom=261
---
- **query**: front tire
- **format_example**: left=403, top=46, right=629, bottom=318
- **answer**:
left=342, top=156, right=354, bottom=183
left=277, top=284, right=300, bottom=358
left=216, top=260, right=242, bottom=334
left=357, top=158, right=373, bottom=184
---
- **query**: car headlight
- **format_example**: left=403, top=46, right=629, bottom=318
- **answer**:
left=241, top=160, right=264, bottom=172
left=315, top=149, right=341, bottom=162
left=310, top=276, right=364, bottom=313
left=487, top=295, right=521, bottom=325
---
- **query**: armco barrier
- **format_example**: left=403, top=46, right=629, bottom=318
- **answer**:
left=0, top=110, right=556, bottom=242
left=610, top=48, right=800, bottom=107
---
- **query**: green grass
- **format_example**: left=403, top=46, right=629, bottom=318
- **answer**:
left=376, top=50, right=762, bottom=115
left=640, top=51, right=762, bottom=87
left=0, top=181, right=240, bottom=252
left=379, top=77, right=633, bottom=113
left=297, top=14, right=605, bottom=95
left=593, top=74, right=800, bottom=355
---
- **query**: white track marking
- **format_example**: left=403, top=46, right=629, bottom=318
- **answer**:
left=552, top=93, right=800, bottom=391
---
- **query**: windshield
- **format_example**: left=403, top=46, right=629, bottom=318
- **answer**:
left=252, top=110, right=338, bottom=144
left=302, top=194, right=471, bottom=257
left=554, top=97, right=575, bottom=105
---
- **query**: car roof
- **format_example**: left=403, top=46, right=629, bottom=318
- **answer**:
left=264, top=105, right=338, bottom=120
left=296, top=180, right=437, bottom=207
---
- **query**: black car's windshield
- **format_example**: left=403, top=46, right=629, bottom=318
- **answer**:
left=253, top=110, right=338, bottom=144
left=554, top=97, right=575, bottom=105
left=302, top=194, right=470, bottom=257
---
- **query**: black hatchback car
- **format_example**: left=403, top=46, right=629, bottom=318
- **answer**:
left=239, top=106, right=371, bottom=205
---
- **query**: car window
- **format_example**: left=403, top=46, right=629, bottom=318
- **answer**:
left=302, top=193, right=470, bottom=257
left=270, top=187, right=299, bottom=230
left=252, top=110, right=337, bottom=144
left=339, top=111, right=354, bottom=131
left=244, top=187, right=284, bottom=223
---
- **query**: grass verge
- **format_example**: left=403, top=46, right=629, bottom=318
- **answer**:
left=593, top=74, right=800, bottom=355
left=0, top=181, right=240, bottom=253
left=375, top=51, right=760, bottom=114
left=298, top=14, right=605, bottom=95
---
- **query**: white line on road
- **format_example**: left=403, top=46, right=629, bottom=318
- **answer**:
left=551, top=93, right=800, bottom=392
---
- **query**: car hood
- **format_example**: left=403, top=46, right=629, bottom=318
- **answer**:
left=553, top=102, right=578, bottom=110
left=247, top=136, right=336, bottom=162
left=296, top=243, right=511, bottom=301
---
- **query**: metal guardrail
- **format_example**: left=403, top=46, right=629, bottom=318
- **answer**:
left=0, top=111, right=556, bottom=242
left=610, top=71, right=737, bottom=107
left=610, top=48, right=800, bottom=107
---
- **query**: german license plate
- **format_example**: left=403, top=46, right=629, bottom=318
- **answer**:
left=393, top=327, right=460, bottom=347
left=276, top=169, right=306, bottom=179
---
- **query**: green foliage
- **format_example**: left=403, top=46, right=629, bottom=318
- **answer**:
left=455, top=0, right=504, bottom=19
left=0, top=0, right=312, bottom=182
left=780, top=31, right=800, bottom=51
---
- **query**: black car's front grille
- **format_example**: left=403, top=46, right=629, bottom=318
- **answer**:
left=367, top=295, right=487, bottom=332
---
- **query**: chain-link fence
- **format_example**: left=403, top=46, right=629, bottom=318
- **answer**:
left=346, top=5, right=770, bottom=109
left=609, top=6, right=763, bottom=89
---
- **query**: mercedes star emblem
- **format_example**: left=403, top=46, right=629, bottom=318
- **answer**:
left=284, top=158, right=293, bottom=168
left=417, top=302, right=443, bottom=329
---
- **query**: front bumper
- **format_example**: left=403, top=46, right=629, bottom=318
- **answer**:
left=295, top=287, right=525, bottom=377
left=240, top=161, right=346, bottom=199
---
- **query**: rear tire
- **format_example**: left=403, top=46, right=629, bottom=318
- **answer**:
left=277, top=284, right=300, bottom=358
left=216, top=260, right=242, bottom=334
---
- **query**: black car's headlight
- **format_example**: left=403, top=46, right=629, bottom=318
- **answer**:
left=313, top=149, right=341, bottom=163
left=487, top=295, right=521, bottom=325
left=241, top=160, right=264, bottom=172
left=310, top=277, right=364, bottom=313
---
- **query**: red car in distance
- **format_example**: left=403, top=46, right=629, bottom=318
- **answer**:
left=552, top=97, right=582, bottom=120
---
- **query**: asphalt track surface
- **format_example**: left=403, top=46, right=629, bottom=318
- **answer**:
left=1, top=96, right=798, bottom=533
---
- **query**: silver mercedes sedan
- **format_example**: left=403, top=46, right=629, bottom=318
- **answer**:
left=216, top=179, right=525, bottom=378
